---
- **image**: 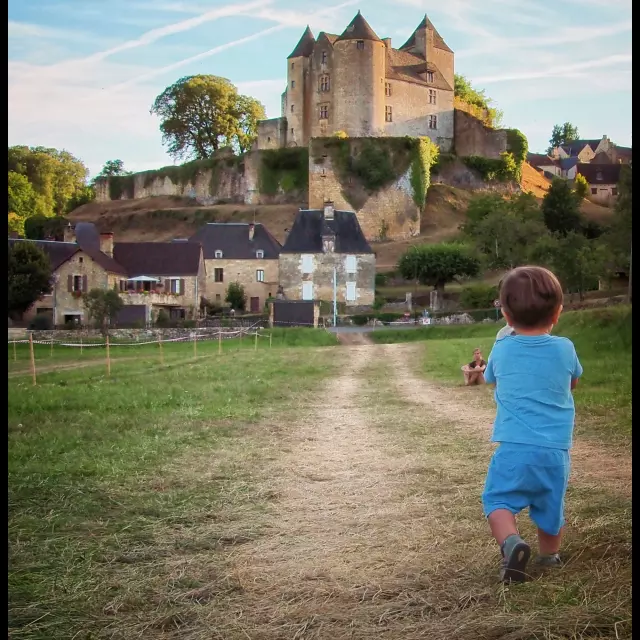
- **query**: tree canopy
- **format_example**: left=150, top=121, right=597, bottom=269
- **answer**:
left=225, top=282, right=247, bottom=311
left=397, top=243, right=480, bottom=292
left=541, top=178, right=583, bottom=236
left=150, top=75, right=267, bottom=160
left=94, top=159, right=131, bottom=181
left=547, top=122, right=579, bottom=153
left=8, top=241, right=52, bottom=319
left=454, top=74, right=503, bottom=128
left=83, top=289, right=124, bottom=333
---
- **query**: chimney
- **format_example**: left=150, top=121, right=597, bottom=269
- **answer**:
left=382, top=37, right=392, bottom=49
left=63, top=223, right=75, bottom=243
left=248, top=223, right=255, bottom=241
left=99, top=232, right=114, bottom=257
left=323, top=201, right=334, bottom=220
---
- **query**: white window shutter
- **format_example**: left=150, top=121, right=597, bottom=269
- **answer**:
left=302, top=282, right=314, bottom=300
left=301, top=254, right=314, bottom=273
left=346, top=255, right=357, bottom=273
left=346, top=282, right=356, bottom=301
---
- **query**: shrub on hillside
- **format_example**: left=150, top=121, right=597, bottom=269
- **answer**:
left=28, top=313, right=52, bottom=330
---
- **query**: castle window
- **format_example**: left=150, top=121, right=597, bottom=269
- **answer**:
left=291, top=104, right=294, bottom=112
left=291, top=62, right=294, bottom=69
left=214, top=250, right=223, bottom=258
left=291, top=128, right=294, bottom=135
left=291, top=80, right=295, bottom=89
left=429, top=115, right=437, bottom=129
left=385, top=82, right=392, bottom=96
left=321, top=51, right=327, bottom=64
left=256, top=250, right=264, bottom=259
left=385, top=105, right=392, bottom=122
left=429, top=89, right=436, bottom=104
left=356, top=40, right=364, bottom=50
left=319, top=104, right=329, bottom=120
left=426, top=71, right=434, bottom=83
left=320, top=75, right=330, bottom=92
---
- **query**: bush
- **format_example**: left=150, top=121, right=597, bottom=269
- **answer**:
left=155, top=309, right=171, bottom=328
left=29, top=313, right=52, bottom=330
left=459, top=284, right=499, bottom=310
left=375, top=273, right=388, bottom=287
left=351, top=315, right=370, bottom=326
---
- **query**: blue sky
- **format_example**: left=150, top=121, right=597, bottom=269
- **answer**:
left=8, top=0, right=631, bottom=179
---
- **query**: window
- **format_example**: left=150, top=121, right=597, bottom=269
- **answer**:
left=291, top=127, right=294, bottom=136
left=119, top=279, right=128, bottom=292
left=256, top=269, right=265, bottom=282
left=170, top=278, right=182, bottom=294
left=426, top=71, right=434, bottom=83
left=385, top=105, right=392, bottom=122
left=302, top=282, right=314, bottom=300
left=356, top=40, right=364, bottom=50
left=256, top=250, right=264, bottom=258
left=591, top=188, right=597, bottom=194
left=429, top=89, right=436, bottom=104
left=214, top=268, right=224, bottom=283
left=214, top=250, right=223, bottom=258
left=79, top=257, right=83, bottom=263
left=345, top=255, right=357, bottom=273
left=267, top=136, right=271, bottom=143
left=320, top=75, right=330, bottom=91
left=301, top=254, right=314, bottom=273
left=215, top=293, right=221, bottom=301
left=346, top=282, right=356, bottom=301
left=321, top=51, right=327, bottom=64
left=291, top=104, right=294, bottom=112
left=429, top=115, right=437, bottom=130
left=319, top=104, right=329, bottom=119
left=612, top=188, right=618, bottom=196
left=596, top=171, right=603, bottom=181
left=291, top=62, right=294, bottom=69
left=291, top=80, right=296, bottom=89
left=72, top=275, right=83, bottom=292
left=385, top=82, right=392, bottom=96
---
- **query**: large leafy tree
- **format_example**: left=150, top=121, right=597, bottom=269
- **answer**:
left=541, top=178, right=583, bottom=236
left=8, top=171, right=46, bottom=235
left=150, top=75, right=266, bottom=160
left=24, top=215, right=69, bottom=241
left=601, top=163, right=632, bottom=274
left=547, top=122, right=579, bottom=153
left=83, top=288, right=124, bottom=334
left=94, top=159, right=131, bottom=180
left=397, top=243, right=481, bottom=292
left=8, top=241, right=52, bottom=319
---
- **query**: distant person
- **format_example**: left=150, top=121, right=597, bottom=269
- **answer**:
left=481, top=266, right=583, bottom=583
left=461, top=348, right=486, bottom=386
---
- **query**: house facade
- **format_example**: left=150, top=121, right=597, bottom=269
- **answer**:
left=189, top=222, right=282, bottom=313
left=279, top=202, right=375, bottom=306
left=576, top=164, right=622, bottom=206
left=255, top=12, right=455, bottom=151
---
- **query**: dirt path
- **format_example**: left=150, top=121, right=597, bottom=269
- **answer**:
left=335, top=331, right=373, bottom=346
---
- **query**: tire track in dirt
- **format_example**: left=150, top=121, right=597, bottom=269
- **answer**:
left=382, top=342, right=632, bottom=498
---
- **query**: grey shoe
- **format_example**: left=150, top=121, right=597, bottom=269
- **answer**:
left=535, top=553, right=562, bottom=567
left=499, top=534, right=531, bottom=583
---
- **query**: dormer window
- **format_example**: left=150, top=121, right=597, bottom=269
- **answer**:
left=214, top=250, right=223, bottom=258
left=321, top=51, right=327, bottom=64
left=356, top=40, right=364, bottom=50
left=256, top=250, right=264, bottom=259
left=596, top=171, right=603, bottom=181
left=320, top=75, right=330, bottom=92
left=426, top=71, right=434, bottom=83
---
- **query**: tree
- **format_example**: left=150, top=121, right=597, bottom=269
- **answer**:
left=541, top=178, right=582, bottom=236
left=24, top=215, right=69, bottom=241
left=83, top=288, right=124, bottom=333
left=8, top=241, right=52, bottom=320
left=574, top=173, right=589, bottom=200
left=547, top=122, right=579, bottom=153
left=8, top=171, right=46, bottom=236
left=150, top=75, right=267, bottom=160
left=225, top=282, right=246, bottom=311
left=94, top=160, right=131, bottom=180
left=397, top=243, right=481, bottom=292
left=454, top=74, right=503, bottom=128
left=601, top=163, right=632, bottom=273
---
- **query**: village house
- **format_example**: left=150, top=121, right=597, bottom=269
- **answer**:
left=256, top=11, right=455, bottom=150
left=279, top=201, right=375, bottom=306
left=189, top=222, right=281, bottom=313
left=9, top=222, right=204, bottom=326
left=548, top=135, right=632, bottom=165
left=576, top=164, right=622, bottom=206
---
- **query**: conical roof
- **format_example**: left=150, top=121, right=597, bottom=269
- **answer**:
left=400, top=14, right=453, bottom=53
left=336, top=11, right=381, bottom=42
left=287, top=25, right=315, bottom=58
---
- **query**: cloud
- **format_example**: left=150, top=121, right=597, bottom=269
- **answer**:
left=8, top=20, right=110, bottom=43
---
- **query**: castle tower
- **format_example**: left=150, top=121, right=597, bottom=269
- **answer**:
left=332, top=11, right=386, bottom=137
left=286, top=26, right=315, bottom=146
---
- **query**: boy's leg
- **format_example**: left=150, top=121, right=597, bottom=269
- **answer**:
left=488, top=509, right=518, bottom=545
left=538, top=527, right=562, bottom=555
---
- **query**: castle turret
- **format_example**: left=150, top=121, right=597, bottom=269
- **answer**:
left=332, top=11, right=386, bottom=137
left=286, top=26, right=315, bottom=146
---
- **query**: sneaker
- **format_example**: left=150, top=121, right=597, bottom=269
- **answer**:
left=534, top=553, right=562, bottom=567
left=499, top=534, right=531, bottom=583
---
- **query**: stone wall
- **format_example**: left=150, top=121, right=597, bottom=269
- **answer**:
left=255, top=118, right=288, bottom=150
left=279, top=252, right=375, bottom=306
left=454, top=110, right=508, bottom=159
left=433, top=157, right=520, bottom=194
left=30, top=327, right=256, bottom=342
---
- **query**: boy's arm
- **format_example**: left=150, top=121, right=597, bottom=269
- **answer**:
left=484, top=358, right=495, bottom=386
left=571, top=349, right=584, bottom=391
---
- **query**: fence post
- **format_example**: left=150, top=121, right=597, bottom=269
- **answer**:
left=218, top=328, right=222, bottom=355
left=269, top=332, right=272, bottom=348
left=159, top=332, right=164, bottom=365
left=193, top=331, right=197, bottom=359
left=13, top=339, right=16, bottom=362
left=80, top=337, right=83, bottom=356
left=50, top=338, right=54, bottom=358
left=106, top=334, right=111, bottom=377
left=29, top=334, right=37, bottom=386
left=254, top=331, right=258, bottom=351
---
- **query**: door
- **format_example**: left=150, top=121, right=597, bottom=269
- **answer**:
left=302, top=282, right=313, bottom=300
left=250, top=296, right=260, bottom=313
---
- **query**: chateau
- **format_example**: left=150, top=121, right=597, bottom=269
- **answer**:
left=256, top=11, right=455, bottom=150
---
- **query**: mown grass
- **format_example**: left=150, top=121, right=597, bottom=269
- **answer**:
left=8, top=346, right=338, bottom=639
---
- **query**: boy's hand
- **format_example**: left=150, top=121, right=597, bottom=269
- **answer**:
left=571, top=378, right=579, bottom=390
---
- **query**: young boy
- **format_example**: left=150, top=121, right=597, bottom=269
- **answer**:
left=482, top=266, right=583, bottom=583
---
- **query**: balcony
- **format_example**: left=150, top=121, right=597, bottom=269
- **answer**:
left=122, top=290, right=186, bottom=306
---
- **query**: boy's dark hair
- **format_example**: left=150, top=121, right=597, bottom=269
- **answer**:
left=499, top=266, right=564, bottom=329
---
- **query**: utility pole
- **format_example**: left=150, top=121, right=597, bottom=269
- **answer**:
left=333, top=266, right=337, bottom=327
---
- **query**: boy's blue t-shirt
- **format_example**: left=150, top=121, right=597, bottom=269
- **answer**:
left=484, top=334, right=583, bottom=450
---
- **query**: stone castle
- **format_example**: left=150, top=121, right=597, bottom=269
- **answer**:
left=256, top=11, right=455, bottom=151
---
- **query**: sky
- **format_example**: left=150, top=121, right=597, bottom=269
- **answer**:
left=8, top=0, right=632, bottom=179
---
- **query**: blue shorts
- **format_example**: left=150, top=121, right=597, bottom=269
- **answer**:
left=482, top=442, right=570, bottom=536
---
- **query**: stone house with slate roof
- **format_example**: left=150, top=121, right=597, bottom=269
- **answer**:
left=256, top=11, right=454, bottom=150
left=279, top=201, right=375, bottom=306
left=189, top=222, right=282, bottom=313
left=576, top=163, right=623, bottom=206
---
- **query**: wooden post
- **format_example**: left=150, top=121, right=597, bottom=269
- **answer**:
left=254, top=331, right=258, bottom=351
left=50, top=338, right=54, bottom=358
left=80, top=337, right=83, bottom=355
left=106, top=334, right=111, bottom=377
left=13, top=339, right=16, bottom=362
left=218, top=328, right=222, bottom=354
left=29, top=334, right=36, bottom=386
left=193, top=331, right=197, bottom=359
left=269, top=332, right=272, bottom=348
left=159, top=332, right=164, bottom=365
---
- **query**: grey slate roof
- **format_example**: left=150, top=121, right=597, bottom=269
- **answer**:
left=559, top=139, right=602, bottom=156
left=287, top=25, right=315, bottom=58
left=527, top=153, right=557, bottom=168
left=8, top=238, right=79, bottom=271
left=559, top=157, right=579, bottom=170
left=74, top=222, right=128, bottom=274
left=189, top=223, right=282, bottom=260
left=336, top=11, right=381, bottom=43
left=400, top=15, right=453, bottom=53
left=281, top=209, right=373, bottom=254
left=576, top=163, right=622, bottom=184
left=113, top=242, right=202, bottom=276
